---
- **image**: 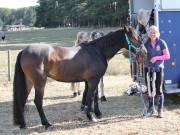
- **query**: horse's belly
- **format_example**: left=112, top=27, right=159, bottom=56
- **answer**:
left=47, top=56, right=107, bottom=82
left=48, top=66, right=105, bottom=82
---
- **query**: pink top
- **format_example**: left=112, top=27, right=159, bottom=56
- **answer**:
left=151, top=41, right=170, bottom=61
left=151, top=41, right=156, bottom=48
left=152, top=49, right=170, bottom=61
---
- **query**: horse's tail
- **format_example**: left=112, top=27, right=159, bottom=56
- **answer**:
left=13, top=50, right=27, bottom=125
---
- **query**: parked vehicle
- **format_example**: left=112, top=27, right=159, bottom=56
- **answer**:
left=129, top=0, right=180, bottom=93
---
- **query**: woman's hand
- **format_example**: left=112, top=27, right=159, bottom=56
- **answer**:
left=150, top=57, right=157, bottom=63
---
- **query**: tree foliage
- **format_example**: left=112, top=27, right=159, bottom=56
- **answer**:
left=35, top=0, right=128, bottom=27
left=0, top=0, right=128, bottom=28
left=0, top=7, right=36, bottom=27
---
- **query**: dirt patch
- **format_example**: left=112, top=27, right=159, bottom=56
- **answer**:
left=1, top=74, right=180, bottom=135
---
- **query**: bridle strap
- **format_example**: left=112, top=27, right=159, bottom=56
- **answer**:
left=125, top=33, right=141, bottom=63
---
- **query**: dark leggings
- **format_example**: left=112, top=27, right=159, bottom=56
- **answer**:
left=145, top=67, right=164, bottom=95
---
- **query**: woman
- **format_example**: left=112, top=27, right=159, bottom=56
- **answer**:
left=144, top=25, right=170, bottom=118
left=71, top=31, right=88, bottom=97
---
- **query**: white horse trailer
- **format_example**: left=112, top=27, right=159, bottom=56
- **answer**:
left=129, top=0, right=180, bottom=93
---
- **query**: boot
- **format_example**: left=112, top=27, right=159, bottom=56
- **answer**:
left=72, top=92, right=77, bottom=97
left=157, top=94, right=164, bottom=118
left=100, top=96, right=107, bottom=102
left=147, top=96, right=156, bottom=116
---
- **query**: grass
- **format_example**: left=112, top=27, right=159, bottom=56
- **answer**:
left=0, top=50, right=20, bottom=82
left=2, top=27, right=119, bottom=46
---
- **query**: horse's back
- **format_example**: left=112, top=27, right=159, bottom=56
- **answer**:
left=20, top=45, right=55, bottom=80
left=20, top=44, right=107, bottom=82
left=23, top=44, right=54, bottom=58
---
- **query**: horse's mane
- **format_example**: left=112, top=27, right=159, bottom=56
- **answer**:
left=80, top=28, right=124, bottom=49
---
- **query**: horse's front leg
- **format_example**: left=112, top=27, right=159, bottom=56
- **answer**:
left=94, top=87, right=102, bottom=118
left=86, top=79, right=100, bottom=122
left=34, top=78, right=51, bottom=129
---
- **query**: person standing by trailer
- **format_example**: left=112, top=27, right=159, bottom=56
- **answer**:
left=144, top=25, right=170, bottom=118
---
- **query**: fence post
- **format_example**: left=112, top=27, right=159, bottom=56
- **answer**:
left=8, top=50, right=11, bottom=81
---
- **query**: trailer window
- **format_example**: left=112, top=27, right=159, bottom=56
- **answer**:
left=161, top=0, right=180, bottom=10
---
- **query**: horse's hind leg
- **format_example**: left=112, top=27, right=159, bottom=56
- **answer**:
left=34, top=78, right=51, bottom=129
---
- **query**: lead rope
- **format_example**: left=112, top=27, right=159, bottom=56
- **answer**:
left=125, top=33, right=148, bottom=116
left=125, top=33, right=139, bottom=63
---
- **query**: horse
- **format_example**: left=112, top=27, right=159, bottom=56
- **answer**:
left=13, top=26, right=144, bottom=129
left=136, top=8, right=154, bottom=36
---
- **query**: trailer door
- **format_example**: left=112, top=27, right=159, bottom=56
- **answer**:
left=158, top=11, right=180, bottom=92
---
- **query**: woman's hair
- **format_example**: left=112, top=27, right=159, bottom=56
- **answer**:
left=75, top=31, right=88, bottom=46
left=147, top=25, right=160, bottom=39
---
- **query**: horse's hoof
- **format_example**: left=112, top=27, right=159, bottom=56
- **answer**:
left=87, top=112, right=98, bottom=122
left=100, top=96, right=107, bottom=102
left=44, top=123, right=52, bottom=129
left=92, top=116, right=98, bottom=122
left=19, top=123, right=27, bottom=129
left=95, top=112, right=102, bottom=119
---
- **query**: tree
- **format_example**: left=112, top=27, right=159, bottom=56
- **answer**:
left=0, top=7, right=36, bottom=26
left=0, top=18, right=3, bottom=27
left=35, top=0, right=129, bottom=27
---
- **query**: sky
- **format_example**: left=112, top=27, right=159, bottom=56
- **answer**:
left=0, top=0, right=38, bottom=9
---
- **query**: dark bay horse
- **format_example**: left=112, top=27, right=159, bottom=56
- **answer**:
left=13, top=26, right=143, bottom=129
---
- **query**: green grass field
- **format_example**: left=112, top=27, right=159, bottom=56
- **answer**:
left=2, top=27, right=119, bottom=46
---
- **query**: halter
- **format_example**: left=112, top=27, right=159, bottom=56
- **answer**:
left=125, top=33, right=141, bottom=63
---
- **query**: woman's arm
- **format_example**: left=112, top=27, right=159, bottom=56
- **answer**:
left=150, top=48, right=170, bottom=63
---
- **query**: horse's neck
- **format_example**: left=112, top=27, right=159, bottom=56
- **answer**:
left=104, top=45, right=120, bottom=60
left=102, top=30, right=125, bottom=59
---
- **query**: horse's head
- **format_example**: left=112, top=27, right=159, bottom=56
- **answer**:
left=123, top=25, right=147, bottom=62
left=137, top=9, right=153, bottom=35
